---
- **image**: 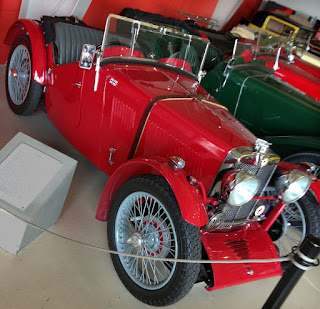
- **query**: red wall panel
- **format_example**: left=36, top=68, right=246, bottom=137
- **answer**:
left=83, top=0, right=219, bottom=29
left=223, top=0, right=262, bottom=31
left=0, top=0, right=22, bottom=64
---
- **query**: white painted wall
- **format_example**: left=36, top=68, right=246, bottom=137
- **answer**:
left=260, top=0, right=320, bottom=19
left=19, top=0, right=92, bottom=20
left=210, top=0, right=244, bottom=30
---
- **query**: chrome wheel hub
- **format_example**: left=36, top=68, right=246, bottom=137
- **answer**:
left=127, top=232, right=146, bottom=249
left=10, top=69, right=18, bottom=79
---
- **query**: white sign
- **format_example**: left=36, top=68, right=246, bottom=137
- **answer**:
left=0, top=143, right=62, bottom=210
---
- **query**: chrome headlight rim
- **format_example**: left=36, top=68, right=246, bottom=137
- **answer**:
left=221, top=170, right=260, bottom=207
left=276, top=169, right=312, bottom=204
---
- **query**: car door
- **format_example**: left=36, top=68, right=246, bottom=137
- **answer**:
left=46, top=62, right=84, bottom=131
left=46, top=61, right=105, bottom=165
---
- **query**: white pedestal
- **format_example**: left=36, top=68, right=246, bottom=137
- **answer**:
left=0, top=133, right=77, bottom=255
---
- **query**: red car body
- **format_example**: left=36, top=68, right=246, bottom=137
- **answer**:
left=4, top=14, right=320, bottom=305
left=264, top=57, right=320, bottom=102
left=239, top=48, right=320, bottom=102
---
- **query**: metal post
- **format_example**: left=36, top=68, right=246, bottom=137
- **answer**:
left=262, top=235, right=320, bottom=309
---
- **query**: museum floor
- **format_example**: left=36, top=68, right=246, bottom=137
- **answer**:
left=0, top=64, right=319, bottom=309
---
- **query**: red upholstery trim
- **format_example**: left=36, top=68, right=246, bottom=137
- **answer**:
left=158, top=57, right=192, bottom=72
left=103, top=46, right=144, bottom=58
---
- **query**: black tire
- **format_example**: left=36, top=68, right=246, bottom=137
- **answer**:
left=5, top=35, right=43, bottom=115
left=283, top=151, right=320, bottom=178
left=267, top=189, right=320, bottom=257
left=108, top=175, right=201, bottom=306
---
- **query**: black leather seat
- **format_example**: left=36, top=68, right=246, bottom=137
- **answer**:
left=54, top=22, right=103, bottom=65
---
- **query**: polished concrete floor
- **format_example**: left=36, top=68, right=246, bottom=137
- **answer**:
left=0, top=64, right=319, bottom=308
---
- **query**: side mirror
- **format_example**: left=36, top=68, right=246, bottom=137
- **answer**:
left=79, top=44, right=96, bottom=69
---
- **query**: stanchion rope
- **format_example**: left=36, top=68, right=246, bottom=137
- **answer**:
left=0, top=205, right=291, bottom=264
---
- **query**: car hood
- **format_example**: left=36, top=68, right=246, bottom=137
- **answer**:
left=135, top=96, right=257, bottom=190
left=114, top=63, right=257, bottom=149
left=154, top=96, right=257, bottom=151
left=103, top=63, right=258, bottom=188
left=109, top=63, right=209, bottom=98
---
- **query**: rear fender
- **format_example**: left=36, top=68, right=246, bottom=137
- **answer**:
left=277, top=161, right=320, bottom=204
left=95, top=157, right=208, bottom=227
left=4, top=20, right=47, bottom=85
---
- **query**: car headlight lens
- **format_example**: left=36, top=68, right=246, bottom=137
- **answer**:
left=222, top=170, right=260, bottom=207
left=277, top=170, right=311, bottom=204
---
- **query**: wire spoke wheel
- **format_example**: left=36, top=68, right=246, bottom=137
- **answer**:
left=115, top=191, right=178, bottom=289
left=5, top=36, right=43, bottom=115
left=265, top=186, right=320, bottom=257
left=283, top=152, right=320, bottom=179
left=108, top=175, right=201, bottom=306
left=8, top=45, right=31, bottom=105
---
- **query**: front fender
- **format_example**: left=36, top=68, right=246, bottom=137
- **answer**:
left=264, top=136, right=320, bottom=158
left=4, top=20, right=47, bottom=85
left=95, top=157, right=208, bottom=227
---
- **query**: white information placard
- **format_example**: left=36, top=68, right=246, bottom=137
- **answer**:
left=0, top=143, right=62, bottom=210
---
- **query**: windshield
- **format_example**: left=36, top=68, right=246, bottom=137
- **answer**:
left=232, top=40, right=278, bottom=62
left=223, top=39, right=287, bottom=71
left=230, top=34, right=306, bottom=68
left=100, top=14, right=210, bottom=77
left=256, top=28, right=315, bottom=54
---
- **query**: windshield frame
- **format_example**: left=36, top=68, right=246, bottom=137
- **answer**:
left=100, top=14, right=210, bottom=79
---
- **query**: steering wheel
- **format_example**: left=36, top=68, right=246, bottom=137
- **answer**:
left=204, top=50, right=232, bottom=71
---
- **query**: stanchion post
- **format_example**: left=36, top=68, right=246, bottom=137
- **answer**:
left=262, top=234, right=320, bottom=309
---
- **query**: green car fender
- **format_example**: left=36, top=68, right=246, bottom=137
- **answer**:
left=263, top=135, right=320, bottom=159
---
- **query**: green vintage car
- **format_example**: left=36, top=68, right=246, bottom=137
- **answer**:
left=201, top=42, right=320, bottom=175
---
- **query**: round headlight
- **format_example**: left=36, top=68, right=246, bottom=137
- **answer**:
left=222, top=170, right=260, bottom=207
left=278, top=170, right=311, bottom=204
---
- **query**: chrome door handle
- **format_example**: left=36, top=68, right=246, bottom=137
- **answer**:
left=109, top=147, right=116, bottom=165
left=71, top=82, right=81, bottom=88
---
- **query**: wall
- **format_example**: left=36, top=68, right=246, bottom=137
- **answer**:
left=224, top=0, right=262, bottom=30
left=260, top=0, right=320, bottom=19
left=19, top=0, right=79, bottom=19
left=1, top=0, right=219, bottom=64
left=19, top=0, right=92, bottom=20
left=0, top=0, right=268, bottom=64
left=83, top=0, right=219, bottom=29
left=0, top=0, right=22, bottom=64
left=0, top=0, right=92, bottom=64
left=210, top=0, right=244, bottom=30
left=83, top=0, right=263, bottom=32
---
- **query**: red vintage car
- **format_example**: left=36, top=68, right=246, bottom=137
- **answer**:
left=227, top=36, right=320, bottom=102
left=4, top=14, right=320, bottom=306
left=259, top=50, right=320, bottom=102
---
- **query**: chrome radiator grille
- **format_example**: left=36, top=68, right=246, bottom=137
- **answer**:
left=223, top=163, right=277, bottom=222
